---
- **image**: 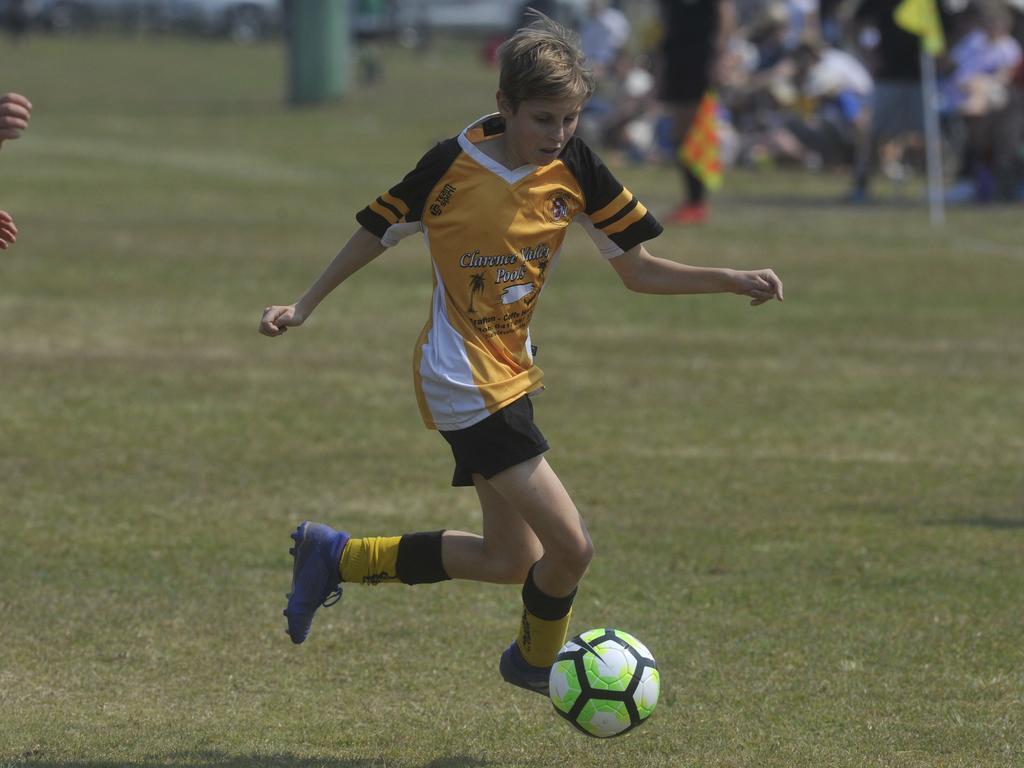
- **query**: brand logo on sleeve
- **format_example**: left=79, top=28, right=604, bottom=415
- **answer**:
left=429, top=183, right=456, bottom=216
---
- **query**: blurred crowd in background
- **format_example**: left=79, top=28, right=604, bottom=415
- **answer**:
left=4, top=0, right=1021, bottom=204
left=564, top=0, right=1023, bottom=204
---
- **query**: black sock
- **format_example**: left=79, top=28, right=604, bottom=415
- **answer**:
left=395, top=530, right=451, bottom=585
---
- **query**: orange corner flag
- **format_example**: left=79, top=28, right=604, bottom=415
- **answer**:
left=680, top=92, right=723, bottom=192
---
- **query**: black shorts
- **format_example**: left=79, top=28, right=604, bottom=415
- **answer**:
left=439, top=395, right=549, bottom=487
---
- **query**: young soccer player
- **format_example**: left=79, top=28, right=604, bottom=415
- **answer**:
left=259, top=13, right=783, bottom=695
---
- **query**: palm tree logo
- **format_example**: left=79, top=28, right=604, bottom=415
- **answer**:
left=467, top=272, right=486, bottom=314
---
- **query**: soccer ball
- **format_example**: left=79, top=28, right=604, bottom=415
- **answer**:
left=549, top=628, right=660, bottom=738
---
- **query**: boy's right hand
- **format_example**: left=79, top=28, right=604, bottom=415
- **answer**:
left=259, top=304, right=306, bottom=337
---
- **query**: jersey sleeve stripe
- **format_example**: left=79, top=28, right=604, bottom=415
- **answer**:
left=381, top=192, right=410, bottom=217
left=592, top=195, right=638, bottom=230
left=356, top=207, right=393, bottom=238
left=601, top=200, right=649, bottom=235
left=588, top=188, right=632, bottom=224
left=368, top=199, right=399, bottom=224
left=356, top=137, right=462, bottom=238
left=370, top=198, right=403, bottom=224
left=607, top=211, right=663, bottom=252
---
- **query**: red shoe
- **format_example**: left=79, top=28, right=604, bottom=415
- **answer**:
left=666, top=203, right=709, bottom=225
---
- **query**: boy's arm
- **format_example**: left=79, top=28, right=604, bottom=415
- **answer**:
left=609, top=244, right=784, bottom=305
left=259, top=226, right=387, bottom=337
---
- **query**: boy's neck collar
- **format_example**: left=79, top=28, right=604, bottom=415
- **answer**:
left=464, top=113, right=505, bottom=144
left=477, top=135, right=526, bottom=171
left=459, top=113, right=539, bottom=183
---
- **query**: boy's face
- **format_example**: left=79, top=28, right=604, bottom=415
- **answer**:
left=497, top=93, right=583, bottom=167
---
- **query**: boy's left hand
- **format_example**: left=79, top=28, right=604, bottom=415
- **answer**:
left=732, top=269, right=783, bottom=306
left=0, top=92, right=32, bottom=149
left=0, top=210, right=17, bottom=249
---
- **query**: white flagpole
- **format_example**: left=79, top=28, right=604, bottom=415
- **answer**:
left=920, top=47, right=945, bottom=225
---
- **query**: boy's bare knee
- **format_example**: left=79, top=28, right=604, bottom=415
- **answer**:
left=502, top=552, right=536, bottom=584
left=576, top=537, right=595, bottom=573
left=485, top=540, right=544, bottom=581
left=486, top=546, right=540, bottom=584
left=557, top=535, right=594, bottom=580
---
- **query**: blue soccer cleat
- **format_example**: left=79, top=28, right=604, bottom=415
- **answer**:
left=499, top=641, right=551, bottom=696
left=283, top=521, right=350, bottom=645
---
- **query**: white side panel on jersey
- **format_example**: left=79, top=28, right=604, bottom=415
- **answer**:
left=521, top=243, right=562, bottom=365
left=418, top=251, right=490, bottom=431
left=577, top=214, right=624, bottom=259
left=380, top=221, right=423, bottom=248
left=545, top=245, right=565, bottom=280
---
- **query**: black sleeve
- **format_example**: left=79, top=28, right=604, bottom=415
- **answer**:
left=356, top=137, right=462, bottom=238
left=560, top=137, right=663, bottom=252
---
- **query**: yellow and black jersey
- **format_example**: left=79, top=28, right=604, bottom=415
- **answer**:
left=356, top=113, right=662, bottom=431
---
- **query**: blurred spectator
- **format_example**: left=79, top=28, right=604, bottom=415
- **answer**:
left=657, top=0, right=737, bottom=224
left=781, top=0, right=821, bottom=48
left=793, top=36, right=874, bottom=163
left=580, top=1, right=631, bottom=74
left=581, top=49, right=660, bottom=159
left=578, top=1, right=639, bottom=151
left=1010, top=0, right=1024, bottom=198
left=719, top=5, right=801, bottom=159
left=943, top=0, right=1022, bottom=200
left=4, top=0, right=28, bottom=41
left=739, top=35, right=874, bottom=168
left=846, top=0, right=956, bottom=201
left=748, top=1, right=795, bottom=69
left=944, top=2, right=1022, bottom=114
left=820, top=0, right=848, bottom=44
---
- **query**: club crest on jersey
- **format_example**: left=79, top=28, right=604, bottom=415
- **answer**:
left=547, top=192, right=574, bottom=225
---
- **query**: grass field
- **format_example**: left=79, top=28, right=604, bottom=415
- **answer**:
left=1, top=34, right=1022, bottom=768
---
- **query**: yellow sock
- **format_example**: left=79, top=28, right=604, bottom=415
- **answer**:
left=517, top=607, right=573, bottom=668
left=339, top=536, right=402, bottom=586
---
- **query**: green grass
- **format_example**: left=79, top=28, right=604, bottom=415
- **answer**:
left=1, top=35, right=1023, bottom=768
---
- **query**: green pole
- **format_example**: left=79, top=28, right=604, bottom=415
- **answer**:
left=287, top=0, right=350, bottom=106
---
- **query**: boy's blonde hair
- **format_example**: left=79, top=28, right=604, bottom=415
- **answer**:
left=496, top=11, right=595, bottom=111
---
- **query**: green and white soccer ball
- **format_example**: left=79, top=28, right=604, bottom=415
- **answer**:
left=549, top=628, right=660, bottom=738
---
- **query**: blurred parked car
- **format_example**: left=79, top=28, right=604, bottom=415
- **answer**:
left=163, top=0, right=281, bottom=42
left=405, top=0, right=587, bottom=37
left=0, top=0, right=588, bottom=41
left=0, top=0, right=169, bottom=33
left=353, top=0, right=588, bottom=47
